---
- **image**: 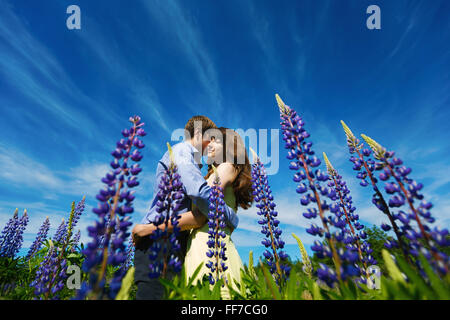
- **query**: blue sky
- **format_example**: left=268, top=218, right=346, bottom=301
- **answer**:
left=1, top=0, right=450, bottom=265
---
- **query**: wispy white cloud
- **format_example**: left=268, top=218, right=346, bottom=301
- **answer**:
left=0, top=2, right=95, bottom=136
left=0, top=145, right=157, bottom=249
left=0, top=142, right=156, bottom=201
left=0, top=143, right=62, bottom=190
left=0, top=2, right=120, bottom=145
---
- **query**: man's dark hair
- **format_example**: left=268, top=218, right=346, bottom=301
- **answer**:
left=184, top=115, right=217, bottom=140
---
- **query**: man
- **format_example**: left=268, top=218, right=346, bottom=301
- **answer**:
left=132, top=115, right=239, bottom=300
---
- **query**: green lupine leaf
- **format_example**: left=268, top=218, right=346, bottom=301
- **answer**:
left=394, top=254, right=435, bottom=299
left=285, top=270, right=300, bottom=300
left=418, top=254, right=450, bottom=299
left=115, top=267, right=135, bottom=300
left=187, top=262, right=204, bottom=287
left=382, top=249, right=406, bottom=284
left=238, top=270, right=247, bottom=297
left=311, top=281, right=323, bottom=300
left=248, top=251, right=256, bottom=278
left=160, top=277, right=188, bottom=300
left=260, top=262, right=281, bottom=300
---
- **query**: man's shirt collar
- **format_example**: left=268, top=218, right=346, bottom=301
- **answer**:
left=183, top=142, right=203, bottom=169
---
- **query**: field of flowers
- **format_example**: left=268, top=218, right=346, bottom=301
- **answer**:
left=0, top=95, right=449, bottom=300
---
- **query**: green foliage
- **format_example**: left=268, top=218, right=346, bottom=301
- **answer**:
left=291, top=233, right=312, bottom=278
left=157, top=246, right=450, bottom=300
left=116, top=267, right=135, bottom=300
left=379, top=251, right=450, bottom=300
left=364, top=225, right=403, bottom=275
left=0, top=212, right=448, bottom=301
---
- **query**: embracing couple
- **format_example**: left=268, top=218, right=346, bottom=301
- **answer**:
left=132, top=115, right=254, bottom=300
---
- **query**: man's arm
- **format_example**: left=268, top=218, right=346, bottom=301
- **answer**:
left=174, top=146, right=239, bottom=229
left=132, top=209, right=206, bottom=245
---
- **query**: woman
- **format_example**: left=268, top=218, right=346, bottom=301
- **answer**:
left=184, top=127, right=253, bottom=298
left=132, top=127, right=253, bottom=298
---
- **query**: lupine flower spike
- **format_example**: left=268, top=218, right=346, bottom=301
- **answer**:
left=341, top=121, right=411, bottom=263
left=323, top=152, right=377, bottom=283
left=205, top=165, right=229, bottom=286
left=251, top=147, right=290, bottom=286
left=292, top=233, right=312, bottom=278
left=65, top=196, right=86, bottom=244
left=71, top=230, right=81, bottom=252
left=276, top=94, right=342, bottom=286
left=53, top=219, right=67, bottom=244
left=0, top=209, right=29, bottom=259
left=31, top=239, right=62, bottom=299
left=147, top=142, right=184, bottom=279
left=26, top=216, right=51, bottom=260
left=11, top=210, right=29, bottom=259
left=361, top=134, right=449, bottom=275
left=120, top=236, right=135, bottom=271
left=40, top=200, right=84, bottom=299
left=0, top=209, right=19, bottom=258
left=76, top=115, right=145, bottom=299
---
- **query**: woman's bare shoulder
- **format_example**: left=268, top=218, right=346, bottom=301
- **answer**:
left=216, top=163, right=239, bottom=184
left=216, top=162, right=238, bottom=175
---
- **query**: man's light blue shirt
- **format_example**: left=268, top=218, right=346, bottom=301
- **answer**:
left=140, top=141, right=239, bottom=229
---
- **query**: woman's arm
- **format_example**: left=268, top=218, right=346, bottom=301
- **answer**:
left=132, top=208, right=206, bottom=244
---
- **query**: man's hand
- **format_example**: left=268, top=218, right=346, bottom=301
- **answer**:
left=192, top=206, right=207, bottom=227
left=131, top=224, right=156, bottom=246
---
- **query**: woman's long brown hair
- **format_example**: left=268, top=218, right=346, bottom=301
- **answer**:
left=204, top=127, right=254, bottom=210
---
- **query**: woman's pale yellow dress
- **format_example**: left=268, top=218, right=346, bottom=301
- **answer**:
left=184, top=185, right=244, bottom=299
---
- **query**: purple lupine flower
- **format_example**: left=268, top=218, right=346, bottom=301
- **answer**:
left=53, top=219, right=67, bottom=244
left=31, top=244, right=58, bottom=298
left=205, top=166, right=228, bottom=285
left=120, top=236, right=135, bottom=271
left=65, top=197, right=86, bottom=244
left=108, top=216, right=133, bottom=295
left=30, top=241, right=68, bottom=300
left=71, top=230, right=81, bottom=252
left=98, top=209, right=111, bottom=249
left=8, top=210, right=29, bottom=259
left=34, top=201, right=85, bottom=299
left=323, top=152, right=377, bottom=283
left=76, top=115, right=145, bottom=300
left=148, top=143, right=184, bottom=279
left=0, top=209, right=19, bottom=258
left=251, top=149, right=290, bottom=285
left=340, top=121, right=411, bottom=262
left=26, top=216, right=51, bottom=260
left=317, top=263, right=338, bottom=288
left=0, top=209, right=29, bottom=259
left=361, top=134, right=449, bottom=275
left=276, top=94, right=342, bottom=285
